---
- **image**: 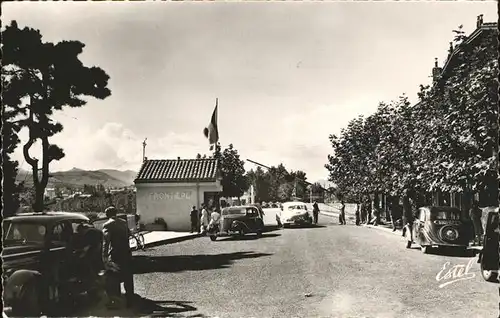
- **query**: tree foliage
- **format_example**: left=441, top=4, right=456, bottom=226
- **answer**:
left=325, top=25, right=498, bottom=207
left=216, top=143, right=249, bottom=198
left=246, top=164, right=310, bottom=203
left=1, top=108, right=24, bottom=216
left=2, top=21, right=111, bottom=211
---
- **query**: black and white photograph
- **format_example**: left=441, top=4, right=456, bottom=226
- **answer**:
left=1, top=1, right=499, bottom=317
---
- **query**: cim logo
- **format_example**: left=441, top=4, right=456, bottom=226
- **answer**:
left=149, top=191, right=193, bottom=201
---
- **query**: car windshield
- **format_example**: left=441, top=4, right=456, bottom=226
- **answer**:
left=288, top=205, right=307, bottom=210
left=433, top=210, right=461, bottom=220
left=3, top=221, right=47, bottom=246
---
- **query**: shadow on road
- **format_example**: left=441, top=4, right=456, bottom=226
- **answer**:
left=217, top=233, right=281, bottom=241
left=132, top=297, right=207, bottom=317
left=70, top=294, right=208, bottom=318
left=133, top=251, right=272, bottom=274
left=284, top=224, right=327, bottom=229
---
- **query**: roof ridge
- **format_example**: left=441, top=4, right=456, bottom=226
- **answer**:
left=134, top=157, right=219, bottom=183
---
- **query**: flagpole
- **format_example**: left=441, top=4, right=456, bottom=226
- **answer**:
left=216, top=97, right=219, bottom=148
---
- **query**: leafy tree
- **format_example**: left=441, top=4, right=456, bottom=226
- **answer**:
left=1, top=106, right=25, bottom=216
left=2, top=21, right=111, bottom=211
left=246, top=167, right=272, bottom=203
left=278, top=182, right=294, bottom=202
left=219, top=144, right=249, bottom=198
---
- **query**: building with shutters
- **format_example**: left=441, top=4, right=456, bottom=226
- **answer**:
left=134, top=158, right=223, bottom=231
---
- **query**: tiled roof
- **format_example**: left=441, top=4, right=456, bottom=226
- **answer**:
left=134, top=159, right=219, bottom=184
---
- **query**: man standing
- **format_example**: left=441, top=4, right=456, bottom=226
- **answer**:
left=470, top=200, right=484, bottom=246
left=312, top=201, right=320, bottom=224
left=190, top=206, right=199, bottom=233
left=102, top=206, right=135, bottom=309
left=75, top=223, right=104, bottom=299
left=355, top=202, right=361, bottom=226
left=339, top=200, right=346, bottom=225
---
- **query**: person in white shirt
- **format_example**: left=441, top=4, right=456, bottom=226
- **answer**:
left=209, top=209, right=221, bottom=227
left=200, top=204, right=209, bottom=233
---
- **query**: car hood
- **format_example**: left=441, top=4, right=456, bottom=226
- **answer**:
left=222, top=214, right=248, bottom=220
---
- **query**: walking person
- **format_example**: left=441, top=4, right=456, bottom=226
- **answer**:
left=339, top=200, right=346, bottom=225
left=75, top=223, right=104, bottom=300
left=312, top=201, right=320, bottom=224
left=200, top=204, right=210, bottom=234
left=470, top=200, right=484, bottom=246
left=355, top=202, right=361, bottom=226
left=190, top=206, right=199, bottom=233
left=102, top=206, right=135, bottom=309
left=365, top=201, right=372, bottom=225
left=389, top=202, right=399, bottom=232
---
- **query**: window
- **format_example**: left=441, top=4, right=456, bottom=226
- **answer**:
left=70, top=220, right=92, bottom=234
left=246, top=208, right=258, bottom=217
left=3, top=222, right=46, bottom=246
left=51, top=221, right=72, bottom=244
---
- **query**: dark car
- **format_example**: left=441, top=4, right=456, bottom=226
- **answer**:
left=209, top=205, right=265, bottom=241
left=2, top=212, right=103, bottom=317
left=404, top=206, right=473, bottom=254
left=477, top=207, right=499, bottom=283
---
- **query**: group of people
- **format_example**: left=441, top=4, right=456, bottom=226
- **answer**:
left=190, top=203, right=221, bottom=234
left=354, top=201, right=381, bottom=226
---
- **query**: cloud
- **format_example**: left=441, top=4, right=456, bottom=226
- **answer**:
left=240, top=97, right=382, bottom=180
left=11, top=122, right=208, bottom=172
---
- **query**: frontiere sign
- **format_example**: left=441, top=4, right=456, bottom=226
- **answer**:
left=149, top=191, right=193, bottom=201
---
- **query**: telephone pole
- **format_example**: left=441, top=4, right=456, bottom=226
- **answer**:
left=142, top=138, right=147, bottom=162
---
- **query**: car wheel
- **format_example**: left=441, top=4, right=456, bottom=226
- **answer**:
left=256, top=231, right=263, bottom=238
left=210, top=235, right=217, bottom=241
left=15, top=282, right=42, bottom=317
left=481, top=262, right=499, bottom=283
left=405, top=240, right=412, bottom=249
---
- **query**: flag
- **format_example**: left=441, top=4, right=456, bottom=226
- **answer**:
left=203, top=99, right=219, bottom=150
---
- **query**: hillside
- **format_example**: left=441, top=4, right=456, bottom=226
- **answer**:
left=17, top=168, right=138, bottom=188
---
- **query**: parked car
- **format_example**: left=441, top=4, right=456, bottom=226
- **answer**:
left=209, top=205, right=265, bottom=241
left=277, top=201, right=313, bottom=228
left=2, top=212, right=103, bottom=317
left=404, top=206, right=473, bottom=254
left=477, top=206, right=499, bottom=283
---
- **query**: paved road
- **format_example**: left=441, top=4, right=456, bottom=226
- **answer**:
left=77, top=210, right=497, bottom=318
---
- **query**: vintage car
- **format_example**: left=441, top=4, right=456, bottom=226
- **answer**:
left=277, top=201, right=313, bottom=228
left=2, top=212, right=103, bottom=317
left=209, top=205, right=265, bottom=241
left=404, top=206, right=472, bottom=254
left=477, top=206, right=499, bottom=283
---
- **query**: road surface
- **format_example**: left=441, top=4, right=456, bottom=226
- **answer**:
left=77, top=210, right=497, bottom=318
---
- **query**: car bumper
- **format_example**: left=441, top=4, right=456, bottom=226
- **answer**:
left=284, top=214, right=311, bottom=224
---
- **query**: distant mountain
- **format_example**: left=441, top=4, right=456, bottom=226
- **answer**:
left=16, top=168, right=138, bottom=188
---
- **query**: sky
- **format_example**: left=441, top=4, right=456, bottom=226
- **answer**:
left=2, top=1, right=497, bottom=183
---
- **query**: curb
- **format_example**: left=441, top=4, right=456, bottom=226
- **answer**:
left=140, top=233, right=201, bottom=249
left=363, top=224, right=483, bottom=251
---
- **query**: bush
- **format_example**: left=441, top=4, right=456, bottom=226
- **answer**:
left=153, top=217, right=168, bottom=230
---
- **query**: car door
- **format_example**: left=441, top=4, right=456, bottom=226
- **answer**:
left=245, top=207, right=259, bottom=231
left=482, top=212, right=499, bottom=271
left=49, top=220, right=75, bottom=281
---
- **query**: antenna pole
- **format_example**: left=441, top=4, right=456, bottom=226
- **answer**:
left=142, top=138, right=147, bottom=162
